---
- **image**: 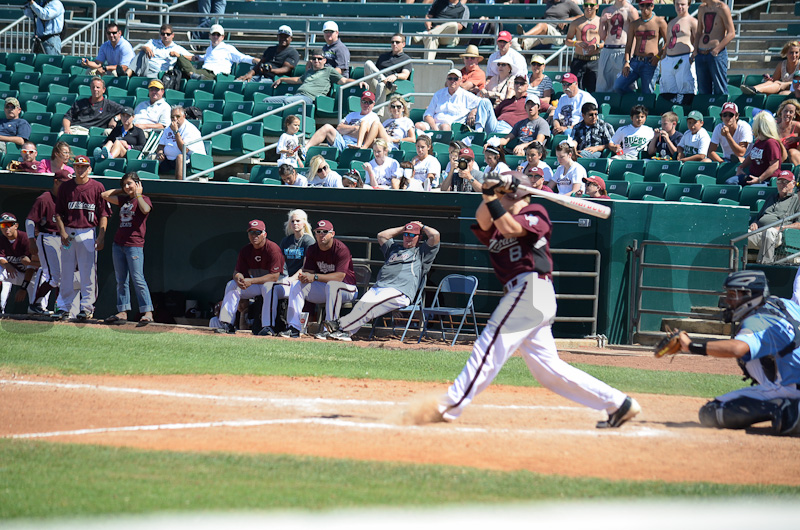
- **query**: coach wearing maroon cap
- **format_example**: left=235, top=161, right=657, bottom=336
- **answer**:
left=0, top=212, right=37, bottom=313
left=303, top=90, right=381, bottom=151
left=441, top=147, right=483, bottom=192
left=216, top=219, right=285, bottom=334
left=52, top=155, right=111, bottom=321
left=281, top=219, right=357, bottom=339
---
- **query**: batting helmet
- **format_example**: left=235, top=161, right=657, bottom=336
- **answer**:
left=504, top=174, right=533, bottom=201
left=720, top=270, right=769, bottom=323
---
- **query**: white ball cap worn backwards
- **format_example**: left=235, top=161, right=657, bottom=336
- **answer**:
left=209, top=24, right=225, bottom=36
left=278, top=25, right=293, bottom=36
left=323, top=21, right=339, bottom=32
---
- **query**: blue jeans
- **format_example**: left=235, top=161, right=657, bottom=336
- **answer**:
left=40, top=35, right=61, bottom=56
left=613, top=57, right=657, bottom=94
left=192, top=0, right=226, bottom=39
left=474, top=99, right=513, bottom=135
left=112, top=243, right=153, bottom=313
left=695, top=49, right=728, bottom=95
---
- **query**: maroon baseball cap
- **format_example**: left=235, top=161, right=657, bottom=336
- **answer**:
left=721, top=102, right=739, bottom=114
left=583, top=175, right=606, bottom=190
left=361, top=91, right=376, bottom=103
left=0, top=212, right=17, bottom=224
left=316, top=219, right=334, bottom=231
left=73, top=155, right=91, bottom=166
left=53, top=168, right=72, bottom=182
left=497, top=30, right=512, bottom=42
left=247, top=219, right=266, bottom=232
left=777, top=170, right=795, bottom=181
left=404, top=223, right=421, bottom=235
left=458, top=147, right=475, bottom=160
left=528, top=166, right=544, bottom=178
left=562, top=73, right=578, bottom=85
left=638, top=0, right=654, bottom=4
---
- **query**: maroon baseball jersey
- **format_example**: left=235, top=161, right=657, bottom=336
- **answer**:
left=302, top=238, right=356, bottom=285
left=235, top=239, right=285, bottom=278
left=471, top=202, right=553, bottom=285
left=114, top=195, right=152, bottom=248
left=27, top=191, right=59, bottom=234
left=0, top=231, right=31, bottom=272
left=55, top=178, right=111, bottom=229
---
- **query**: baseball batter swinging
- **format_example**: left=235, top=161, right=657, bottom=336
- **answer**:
left=432, top=172, right=641, bottom=427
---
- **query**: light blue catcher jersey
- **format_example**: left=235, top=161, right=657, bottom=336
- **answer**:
left=736, top=297, right=800, bottom=386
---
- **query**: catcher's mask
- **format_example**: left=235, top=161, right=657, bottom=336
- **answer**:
left=719, top=270, right=769, bottom=323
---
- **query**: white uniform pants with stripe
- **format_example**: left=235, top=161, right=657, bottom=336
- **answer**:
left=37, top=233, right=63, bottom=289
left=439, top=272, right=627, bottom=420
left=220, top=279, right=292, bottom=329
left=339, top=285, right=410, bottom=336
left=0, top=267, right=36, bottom=311
left=286, top=280, right=357, bottom=331
left=56, top=227, right=98, bottom=314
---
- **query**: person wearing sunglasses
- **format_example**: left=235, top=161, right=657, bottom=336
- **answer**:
left=364, top=33, right=412, bottom=111
left=565, top=1, right=601, bottom=93
left=214, top=219, right=285, bottom=335
left=320, top=21, right=351, bottom=78
left=374, top=96, right=415, bottom=151
left=416, top=69, right=482, bottom=133
left=323, top=221, right=440, bottom=342
left=571, top=102, right=614, bottom=159
left=708, top=102, right=752, bottom=163
left=155, top=105, right=206, bottom=181
left=596, top=0, right=639, bottom=93
left=0, top=97, right=31, bottom=155
left=238, top=25, right=299, bottom=83
left=81, top=23, right=135, bottom=77
left=281, top=219, right=357, bottom=339
left=303, top=91, right=380, bottom=152
left=128, top=23, right=192, bottom=79
left=306, top=155, right=343, bottom=188
left=613, top=0, right=666, bottom=95
left=177, top=24, right=257, bottom=81
left=7, top=141, right=40, bottom=173
left=0, top=212, right=38, bottom=315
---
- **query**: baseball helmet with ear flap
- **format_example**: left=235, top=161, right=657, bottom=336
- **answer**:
left=719, top=270, right=769, bottom=323
left=505, top=174, right=533, bottom=201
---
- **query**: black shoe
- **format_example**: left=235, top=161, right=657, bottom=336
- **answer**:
left=51, top=309, right=69, bottom=321
left=28, top=304, right=53, bottom=316
left=314, top=329, right=331, bottom=340
left=257, top=326, right=277, bottom=337
left=215, top=322, right=236, bottom=334
left=323, top=319, right=340, bottom=333
left=279, top=327, right=300, bottom=338
left=597, top=397, right=641, bottom=428
left=76, top=310, right=93, bottom=321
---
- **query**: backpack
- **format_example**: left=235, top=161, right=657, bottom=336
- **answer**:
left=161, top=68, right=182, bottom=91
left=184, top=106, right=202, bottom=120
left=468, top=20, right=496, bottom=47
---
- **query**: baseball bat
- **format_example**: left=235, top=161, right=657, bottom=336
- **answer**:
left=518, top=185, right=611, bottom=219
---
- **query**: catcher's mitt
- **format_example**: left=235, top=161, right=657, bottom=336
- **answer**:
left=654, top=329, right=682, bottom=358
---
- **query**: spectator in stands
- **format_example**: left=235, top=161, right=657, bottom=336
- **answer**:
left=565, top=0, right=601, bottom=93
left=94, top=107, right=145, bottom=161
left=132, top=79, right=170, bottom=132
left=526, top=166, right=553, bottom=193
left=81, top=24, right=135, bottom=76
left=38, top=141, right=73, bottom=176
left=481, top=57, right=515, bottom=104
left=747, top=170, right=800, bottom=264
left=597, top=0, right=639, bottom=93
left=414, top=0, right=470, bottom=61
left=364, top=33, right=412, bottom=109
left=742, top=40, right=800, bottom=95
left=304, top=91, right=380, bottom=151
left=552, top=139, right=586, bottom=195
left=776, top=99, right=800, bottom=165
left=128, top=24, right=192, bottom=79
left=277, top=116, right=304, bottom=169
left=7, top=141, right=40, bottom=172
left=279, top=164, right=308, bottom=187
left=613, top=0, right=666, bottom=95
left=0, top=97, right=31, bottom=153
left=416, top=69, right=481, bottom=132
left=609, top=104, right=654, bottom=160
left=551, top=72, right=597, bottom=135
left=342, top=169, right=369, bottom=189
left=62, top=77, right=124, bottom=135
left=237, top=26, right=299, bottom=83
left=401, top=135, right=440, bottom=191
left=527, top=55, right=553, bottom=113
left=572, top=102, right=615, bottom=158
left=582, top=175, right=610, bottom=199
left=321, top=21, right=351, bottom=77
left=659, top=0, right=697, bottom=106
left=192, top=0, right=226, bottom=41
left=376, top=96, right=416, bottom=150
left=477, top=76, right=535, bottom=137
left=459, top=45, right=486, bottom=94
left=693, top=0, right=735, bottom=95
left=307, top=155, right=344, bottom=188
left=441, top=146, right=483, bottom=192
left=496, top=93, right=550, bottom=156
left=515, top=0, right=582, bottom=50
left=708, top=102, right=752, bottom=163
left=176, top=24, right=256, bottom=80
left=519, top=142, right=554, bottom=184
left=729, top=111, right=785, bottom=186
left=789, top=70, right=800, bottom=100
left=365, top=138, right=402, bottom=189
left=482, top=139, right=512, bottom=180
left=263, top=50, right=367, bottom=110
left=487, top=31, right=528, bottom=79
left=24, top=0, right=64, bottom=55
left=155, top=106, right=206, bottom=181
left=677, top=110, right=711, bottom=162
left=646, top=111, right=683, bottom=160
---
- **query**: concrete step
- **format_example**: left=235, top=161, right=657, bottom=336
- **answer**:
left=661, top=317, right=731, bottom=335
left=691, top=305, right=723, bottom=317
left=634, top=330, right=729, bottom=347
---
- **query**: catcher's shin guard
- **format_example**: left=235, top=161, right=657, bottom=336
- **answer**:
left=699, top=397, right=782, bottom=430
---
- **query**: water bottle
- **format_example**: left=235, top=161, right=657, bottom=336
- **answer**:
left=62, top=233, right=74, bottom=251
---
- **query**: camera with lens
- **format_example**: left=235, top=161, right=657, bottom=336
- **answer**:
left=457, top=158, right=471, bottom=170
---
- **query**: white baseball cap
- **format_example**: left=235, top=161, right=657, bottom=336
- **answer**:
left=278, top=25, right=293, bottom=36
left=323, top=21, right=338, bottom=32
left=209, top=24, right=224, bottom=36
left=526, top=93, right=540, bottom=106
left=446, top=68, right=462, bottom=79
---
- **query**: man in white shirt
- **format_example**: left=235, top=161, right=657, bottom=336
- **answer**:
left=416, top=69, right=482, bottom=132
left=709, top=102, right=752, bottom=163
left=609, top=104, right=654, bottom=160
left=175, top=24, right=257, bottom=80
left=128, top=24, right=192, bottom=79
left=132, top=79, right=171, bottom=131
left=486, top=31, right=528, bottom=79
left=155, top=106, right=206, bottom=181
left=551, top=72, right=597, bottom=135
left=303, top=91, right=381, bottom=150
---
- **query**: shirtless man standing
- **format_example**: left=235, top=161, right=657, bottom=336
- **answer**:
left=660, top=0, right=698, bottom=105
left=597, top=0, right=638, bottom=93
left=613, top=0, right=666, bottom=95
left=566, top=1, right=602, bottom=93
left=692, top=0, right=735, bottom=95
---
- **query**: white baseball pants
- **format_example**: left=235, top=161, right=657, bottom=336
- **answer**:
left=56, top=227, right=98, bottom=314
left=338, top=285, right=410, bottom=335
left=0, top=267, right=36, bottom=310
left=439, top=272, right=628, bottom=420
left=659, top=54, right=697, bottom=95
left=37, top=233, right=63, bottom=289
left=286, top=280, right=357, bottom=331
left=220, top=279, right=292, bottom=328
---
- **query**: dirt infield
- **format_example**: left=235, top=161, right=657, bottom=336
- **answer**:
left=3, top=365, right=799, bottom=486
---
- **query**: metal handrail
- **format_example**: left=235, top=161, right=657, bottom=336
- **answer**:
left=0, top=0, right=97, bottom=53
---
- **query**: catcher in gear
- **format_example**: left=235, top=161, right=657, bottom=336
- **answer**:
left=656, top=270, right=800, bottom=436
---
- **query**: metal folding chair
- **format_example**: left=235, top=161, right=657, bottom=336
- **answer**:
left=420, top=274, right=479, bottom=346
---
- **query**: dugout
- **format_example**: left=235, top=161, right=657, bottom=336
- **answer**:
left=1, top=173, right=752, bottom=343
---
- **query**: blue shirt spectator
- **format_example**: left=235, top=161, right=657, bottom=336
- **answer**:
left=24, top=0, right=64, bottom=55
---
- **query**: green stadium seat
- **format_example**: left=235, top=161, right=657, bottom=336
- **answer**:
left=29, top=131, right=59, bottom=147
left=701, top=184, right=741, bottom=204
left=619, top=93, right=655, bottom=114
left=727, top=74, right=743, bottom=87
left=453, top=130, right=485, bottom=146
left=102, top=75, right=128, bottom=91
left=607, top=192, right=627, bottom=200
left=764, top=94, right=785, bottom=113
left=742, top=74, right=762, bottom=87
left=262, top=114, right=283, bottom=136
left=229, top=128, right=265, bottom=158
left=629, top=182, right=666, bottom=200
left=622, top=171, right=645, bottom=184
left=11, top=62, right=34, bottom=74
left=194, top=99, right=225, bottom=114
left=68, top=75, right=94, bottom=94
left=733, top=94, right=766, bottom=113
left=184, top=78, right=216, bottom=95
left=24, top=100, right=47, bottom=113
left=593, top=92, right=621, bottom=115
left=223, top=101, right=255, bottom=121
left=25, top=112, right=53, bottom=130
left=306, top=145, right=339, bottom=163
left=60, top=56, right=83, bottom=73
left=739, top=186, right=777, bottom=212
left=126, top=159, right=159, bottom=174
left=665, top=182, right=703, bottom=202
left=243, top=82, right=272, bottom=101
left=608, top=159, right=645, bottom=180
left=273, top=82, right=300, bottom=97
left=34, top=54, right=63, bottom=72
left=60, top=134, right=88, bottom=151
left=250, top=165, right=280, bottom=183
left=94, top=158, right=127, bottom=175
left=693, top=174, right=715, bottom=186
left=679, top=161, right=718, bottom=183
left=338, top=148, right=373, bottom=169
left=227, top=176, right=248, bottom=183
left=190, top=152, right=214, bottom=180
left=692, top=94, right=728, bottom=112
left=658, top=173, right=681, bottom=185
left=643, top=160, right=681, bottom=181
left=220, top=90, right=245, bottom=103
left=576, top=157, right=610, bottom=174
left=127, top=77, right=152, bottom=96
left=605, top=180, right=629, bottom=197
left=429, top=130, right=453, bottom=145
left=604, top=114, right=630, bottom=129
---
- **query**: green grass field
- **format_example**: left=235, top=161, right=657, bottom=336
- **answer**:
left=2, top=321, right=798, bottom=518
